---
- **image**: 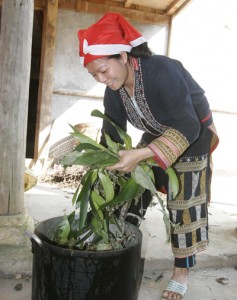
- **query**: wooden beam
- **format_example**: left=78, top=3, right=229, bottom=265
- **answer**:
left=77, top=1, right=169, bottom=25
left=34, top=0, right=59, bottom=164
left=172, top=0, right=193, bottom=16
left=166, top=15, right=173, bottom=57
left=77, top=0, right=82, bottom=10
left=165, top=0, right=192, bottom=16
left=53, top=88, right=103, bottom=99
left=124, top=0, right=133, bottom=8
left=34, top=0, right=47, bottom=9
left=1, top=1, right=47, bottom=10
left=58, top=0, right=77, bottom=10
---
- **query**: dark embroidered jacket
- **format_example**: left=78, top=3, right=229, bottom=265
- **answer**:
left=101, top=55, right=218, bottom=169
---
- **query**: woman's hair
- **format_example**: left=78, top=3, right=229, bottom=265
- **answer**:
left=108, top=42, right=153, bottom=60
left=130, top=42, right=153, bottom=58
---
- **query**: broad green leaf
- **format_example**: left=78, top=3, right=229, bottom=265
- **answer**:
left=61, top=150, right=119, bottom=167
left=91, top=109, right=132, bottom=149
left=54, top=216, right=70, bottom=244
left=75, top=143, right=102, bottom=152
left=91, top=190, right=105, bottom=206
left=163, top=212, right=172, bottom=243
left=106, top=177, right=140, bottom=207
left=91, top=169, right=99, bottom=183
left=104, top=133, right=119, bottom=153
left=98, top=171, right=114, bottom=202
left=69, top=124, right=105, bottom=150
left=91, top=191, right=104, bottom=220
left=80, top=168, right=97, bottom=187
left=89, top=183, right=106, bottom=224
left=72, top=184, right=81, bottom=206
left=90, top=215, right=104, bottom=239
left=100, top=220, right=109, bottom=243
left=166, top=167, right=179, bottom=199
left=77, top=170, right=94, bottom=229
left=67, top=211, right=75, bottom=225
left=93, top=156, right=119, bottom=168
left=132, top=165, right=157, bottom=194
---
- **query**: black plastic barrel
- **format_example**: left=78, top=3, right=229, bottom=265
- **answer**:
left=27, top=216, right=143, bottom=300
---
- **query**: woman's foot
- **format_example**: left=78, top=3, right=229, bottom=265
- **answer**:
left=162, top=267, right=188, bottom=299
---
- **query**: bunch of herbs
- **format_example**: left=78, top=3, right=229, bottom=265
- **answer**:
left=52, top=110, right=179, bottom=251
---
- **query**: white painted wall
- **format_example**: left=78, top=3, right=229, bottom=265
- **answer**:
left=170, top=0, right=237, bottom=174
left=170, top=0, right=237, bottom=113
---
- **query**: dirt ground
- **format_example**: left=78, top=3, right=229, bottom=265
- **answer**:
left=38, top=164, right=87, bottom=190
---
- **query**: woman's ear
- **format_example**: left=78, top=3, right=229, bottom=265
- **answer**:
left=120, top=51, right=128, bottom=64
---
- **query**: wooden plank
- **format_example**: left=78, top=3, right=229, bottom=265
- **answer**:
left=166, top=15, right=173, bottom=56
left=78, top=1, right=169, bottom=24
left=34, top=0, right=59, bottom=164
left=53, top=88, right=103, bottom=99
left=33, top=0, right=193, bottom=16
left=165, top=0, right=192, bottom=16
left=124, top=0, right=133, bottom=8
left=34, top=0, right=47, bottom=9
left=58, top=0, right=76, bottom=10
left=76, top=0, right=82, bottom=10
left=172, top=0, right=193, bottom=16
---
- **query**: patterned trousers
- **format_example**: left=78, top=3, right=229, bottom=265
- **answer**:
left=126, top=127, right=213, bottom=268
left=168, top=127, right=213, bottom=261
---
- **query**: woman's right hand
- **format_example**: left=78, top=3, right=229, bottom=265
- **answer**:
left=106, top=147, right=154, bottom=173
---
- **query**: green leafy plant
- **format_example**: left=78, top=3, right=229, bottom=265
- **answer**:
left=52, top=109, right=179, bottom=251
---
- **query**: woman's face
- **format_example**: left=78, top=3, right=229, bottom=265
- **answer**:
left=85, top=52, right=130, bottom=91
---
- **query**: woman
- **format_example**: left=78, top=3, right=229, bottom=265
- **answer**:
left=78, top=13, right=219, bottom=299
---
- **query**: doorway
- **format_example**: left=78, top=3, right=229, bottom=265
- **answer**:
left=26, top=10, right=43, bottom=158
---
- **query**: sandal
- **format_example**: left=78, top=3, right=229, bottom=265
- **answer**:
left=163, top=279, right=187, bottom=299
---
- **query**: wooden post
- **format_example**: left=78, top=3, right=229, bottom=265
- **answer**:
left=166, top=15, right=173, bottom=57
left=0, top=0, right=34, bottom=215
left=34, top=0, right=58, bottom=169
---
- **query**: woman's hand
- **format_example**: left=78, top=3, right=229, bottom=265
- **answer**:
left=106, top=147, right=154, bottom=173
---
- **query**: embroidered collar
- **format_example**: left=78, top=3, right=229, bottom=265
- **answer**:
left=119, top=57, right=169, bottom=135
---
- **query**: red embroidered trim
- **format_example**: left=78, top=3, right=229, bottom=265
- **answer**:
left=147, top=145, right=167, bottom=170
left=201, top=112, right=212, bottom=123
left=152, top=156, right=167, bottom=170
left=129, top=56, right=139, bottom=71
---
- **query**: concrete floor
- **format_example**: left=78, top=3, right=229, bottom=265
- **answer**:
left=1, top=266, right=237, bottom=300
left=0, top=174, right=237, bottom=300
